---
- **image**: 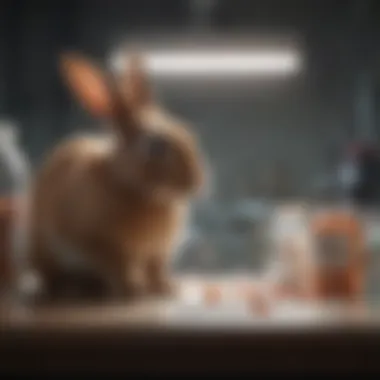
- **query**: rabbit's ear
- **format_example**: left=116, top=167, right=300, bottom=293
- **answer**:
left=59, top=53, right=112, bottom=118
left=122, top=53, right=153, bottom=108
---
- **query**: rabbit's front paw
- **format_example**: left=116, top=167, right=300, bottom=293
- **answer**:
left=120, top=268, right=148, bottom=300
left=146, top=256, right=177, bottom=298
left=121, top=280, right=146, bottom=299
left=150, top=277, right=177, bottom=298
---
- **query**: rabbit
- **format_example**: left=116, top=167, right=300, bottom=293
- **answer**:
left=27, top=52, right=206, bottom=301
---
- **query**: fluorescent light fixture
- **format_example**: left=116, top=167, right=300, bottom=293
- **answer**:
left=113, top=49, right=302, bottom=78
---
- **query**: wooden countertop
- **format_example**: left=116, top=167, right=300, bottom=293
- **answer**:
left=2, top=275, right=380, bottom=373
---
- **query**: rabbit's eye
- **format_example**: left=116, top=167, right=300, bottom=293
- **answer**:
left=143, top=134, right=171, bottom=158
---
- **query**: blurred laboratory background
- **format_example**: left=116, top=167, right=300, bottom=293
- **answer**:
left=0, top=0, right=380, bottom=276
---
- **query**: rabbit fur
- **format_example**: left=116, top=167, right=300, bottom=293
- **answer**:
left=27, top=52, right=206, bottom=300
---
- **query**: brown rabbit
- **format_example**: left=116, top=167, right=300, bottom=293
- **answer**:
left=27, top=52, right=205, bottom=301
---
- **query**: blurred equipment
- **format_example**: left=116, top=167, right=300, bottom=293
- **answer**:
left=338, top=142, right=380, bottom=205
left=311, top=210, right=366, bottom=302
left=0, top=120, right=30, bottom=196
left=268, top=203, right=316, bottom=299
left=0, top=120, right=31, bottom=301
left=268, top=205, right=367, bottom=303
